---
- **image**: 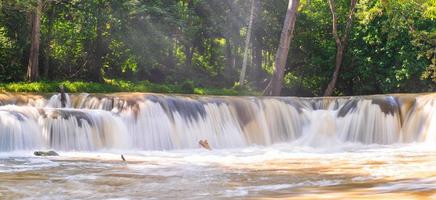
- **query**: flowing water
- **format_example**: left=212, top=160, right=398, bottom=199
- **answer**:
left=0, top=92, right=435, bottom=199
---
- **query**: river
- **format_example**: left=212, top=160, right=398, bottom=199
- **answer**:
left=0, top=92, right=435, bottom=199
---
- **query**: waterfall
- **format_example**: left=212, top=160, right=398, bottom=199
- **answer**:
left=0, top=93, right=435, bottom=151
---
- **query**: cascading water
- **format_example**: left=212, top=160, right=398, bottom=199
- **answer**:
left=0, top=92, right=435, bottom=151
left=2, top=92, right=436, bottom=199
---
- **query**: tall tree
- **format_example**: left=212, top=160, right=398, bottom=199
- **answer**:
left=43, top=1, right=55, bottom=78
left=265, top=0, right=300, bottom=96
left=323, top=0, right=357, bottom=96
left=90, top=0, right=105, bottom=82
left=250, top=0, right=262, bottom=88
left=239, top=0, right=257, bottom=86
left=26, top=0, right=42, bottom=81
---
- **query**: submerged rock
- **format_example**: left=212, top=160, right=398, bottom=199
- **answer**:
left=34, top=150, right=59, bottom=156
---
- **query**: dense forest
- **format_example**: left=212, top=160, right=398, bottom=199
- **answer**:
left=0, top=0, right=434, bottom=96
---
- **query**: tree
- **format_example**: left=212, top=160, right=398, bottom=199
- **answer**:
left=239, top=0, right=257, bottom=86
left=265, top=0, right=300, bottom=96
left=26, top=0, right=42, bottom=81
left=42, top=1, right=56, bottom=78
left=250, top=0, right=262, bottom=88
left=323, top=0, right=357, bottom=96
left=85, top=0, right=107, bottom=82
left=1, top=0, right=434, bottom=94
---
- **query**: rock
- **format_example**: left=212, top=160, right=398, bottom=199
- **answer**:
left=34, top=150, right=59, bottom=156
left=199, top=140, right=211, bottom=150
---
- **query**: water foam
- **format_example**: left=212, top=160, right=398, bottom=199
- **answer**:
left=0, top=93, right=434, bottom=151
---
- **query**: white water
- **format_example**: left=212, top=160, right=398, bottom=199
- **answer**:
left=0, top=93, right=435, bottom=151
left=0, top=92, right=436, bottom=199
left=0, top=143, right=436, bottom=199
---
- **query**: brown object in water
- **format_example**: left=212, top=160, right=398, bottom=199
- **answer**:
left=199, top=140, right=211, bottom=150
left=121, top=154, right=126, bottom=161
left=59, top=84, right=66, bottom=108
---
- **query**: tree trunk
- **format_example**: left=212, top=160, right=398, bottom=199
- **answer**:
left=251, top=37, right=262, bottom=87
left=185, top=45, right=193, bottom=68
left=251, top=0, right=262, bottom=88
left=43, top=3, right=55, bottom=79
left=324, top=46, right=344, bottom=96
left=323, top=0, right=357, bottom=96
left=26, top=0, right=42, bottom=82
left=265, top=0, right=300, bottom=96
left=91, top=5, right=104, bottom=82
left=239, top=0, right=257, bottom=86
left=225, top=38, right=233, bottom=72
left=168, top=37, right=176, bottom=68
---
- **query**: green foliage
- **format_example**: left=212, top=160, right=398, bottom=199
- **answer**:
left=0, top=80, right=256, bottom=95
left=346, top=0, right=435, bottom=94
left=0, top=0, right=434, bottom=96
left=281, top=0, right=435, bottom=95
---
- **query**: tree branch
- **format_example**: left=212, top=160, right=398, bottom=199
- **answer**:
left=341, top=0, right=357, bottom=45
left=327, top=0, right=341, bottom=46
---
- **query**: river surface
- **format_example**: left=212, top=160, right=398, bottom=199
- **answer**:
left=1, top=143, right=436, bottom=199
left=1, top=92, right=435, bottom=199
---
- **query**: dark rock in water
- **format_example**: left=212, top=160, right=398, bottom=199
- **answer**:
left=59, top=84, right=67, bottom=108
left=337, top=99, right=358, bottom=117
left=371, top=96, right=399, bottom=115
left=57, top=110, right=93, bottom=127
left=34, top=150, right=59, bottom=156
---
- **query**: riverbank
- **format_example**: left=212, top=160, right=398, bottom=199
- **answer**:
left=0, top=80, right=259, bottom=96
